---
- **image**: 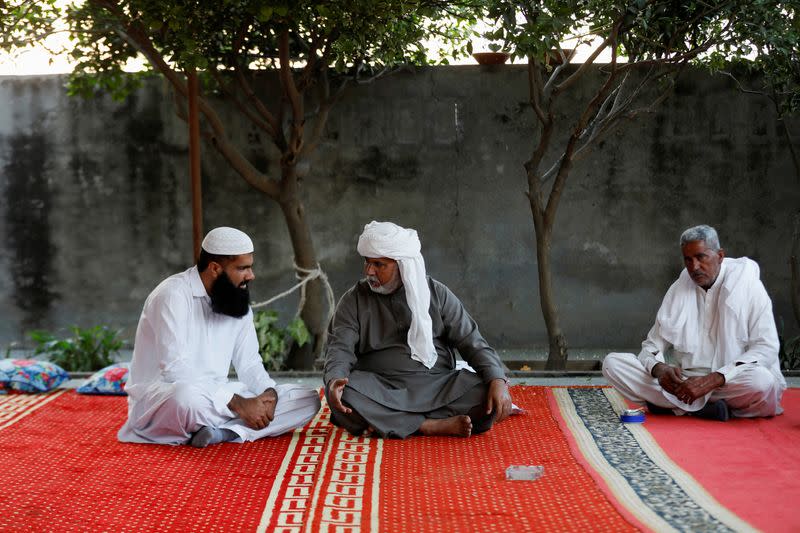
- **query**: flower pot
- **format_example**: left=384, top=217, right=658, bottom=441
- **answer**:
left=472, top=52, right=510, bottom=65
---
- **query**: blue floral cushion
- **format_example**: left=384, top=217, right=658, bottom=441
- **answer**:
left=76, top=363, right=129, bottom=395
left=0, top=358, right=69, bottom=393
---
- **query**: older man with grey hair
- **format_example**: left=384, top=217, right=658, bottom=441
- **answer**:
left=603, top=224, right=785, bottom=421
left=324, top=221, right=512, bottom=438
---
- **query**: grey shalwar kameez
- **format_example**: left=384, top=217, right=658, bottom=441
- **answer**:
left=323, top=277, right=507, bottom=438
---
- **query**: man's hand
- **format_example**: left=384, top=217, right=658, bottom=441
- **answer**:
left=327, top=378, right=351, bottom=414
left=673, top=372, right=725, bottom=404
left=651, top=363, right=684, bottom=395
left=486, top=379, right=513, bottom=423
left=228, top=388, right=278, bottom=430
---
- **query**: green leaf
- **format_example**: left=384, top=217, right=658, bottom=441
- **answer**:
left=258, top=6, right=273, bottom=22
left=287, top=318, right=310, bottom=347
left=27, top=325, right=123, bottom=371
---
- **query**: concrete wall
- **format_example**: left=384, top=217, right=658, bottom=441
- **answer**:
left=1, top=67, right=798, bottom=353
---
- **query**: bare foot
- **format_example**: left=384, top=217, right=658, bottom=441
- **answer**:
left=361, top=426, right=376, bottom=438
left=419, top=416, right=472, bottom=437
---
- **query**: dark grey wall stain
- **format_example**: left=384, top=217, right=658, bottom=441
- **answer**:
left=2, top=132, right=59, bottom=332
left=119, top=89, right=183, bottom=258
left=356, top=146, right=419, bottom=190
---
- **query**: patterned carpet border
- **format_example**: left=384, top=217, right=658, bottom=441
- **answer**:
left=257, top=398, right=382, bottom=533
left=552, top=388, right=756, bottom=533
left=0, top=389, right=67, bottom=430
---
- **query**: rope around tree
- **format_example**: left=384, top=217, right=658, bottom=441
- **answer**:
left=251, top=262, right=336, bottom=357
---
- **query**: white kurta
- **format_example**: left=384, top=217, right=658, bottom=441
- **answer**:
left=118, top=267, right=320, bottom=444
left=603, top=257, right=786, bottom=417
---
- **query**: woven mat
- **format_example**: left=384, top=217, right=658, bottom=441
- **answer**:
left=551, top=387, right=758, bottom=532
left=0, top=390, right=293, bottom=531
left=3, top=385, right=786, bottom=532
left=624, top=387, right=800, bottom=533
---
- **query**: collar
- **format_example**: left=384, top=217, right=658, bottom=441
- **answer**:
left=189, top=265, right=210, bottom=300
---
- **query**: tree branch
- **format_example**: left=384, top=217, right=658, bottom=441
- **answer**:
left=528, top=58, right=546, bottom=124
left=233, top=67, right=284, bottom=147
left=165, top=83, right=280, bottom=199
left=554, top=20, right=619, bottom=95
left=300, top=66, right=348, bottom=158
left=207, top=132, right=280, bottom=198
left=278, top=29, right=304, bottom=162
left=544, top=63, right=623, bottom=224
left=210, top=67, right=274, bottom=136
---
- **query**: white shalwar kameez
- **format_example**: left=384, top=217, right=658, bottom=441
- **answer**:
left=603, top=257, right=786, bottom=418
left=118, top=266, right=320, bottom=445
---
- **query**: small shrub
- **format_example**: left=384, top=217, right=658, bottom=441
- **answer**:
left=29, top=326, right=124, bottom=372
left=254, top=310, right=309, bottom=372
left=780, top=335, right=800, bottom=371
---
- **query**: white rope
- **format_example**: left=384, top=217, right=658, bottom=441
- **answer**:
left=251, top=262, right=336, bottom=362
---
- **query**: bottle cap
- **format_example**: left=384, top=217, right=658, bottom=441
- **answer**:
left=620, top=408, right=646, bottom=423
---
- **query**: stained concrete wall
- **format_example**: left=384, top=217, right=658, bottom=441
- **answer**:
left=1, top=67, right=798, bottom=352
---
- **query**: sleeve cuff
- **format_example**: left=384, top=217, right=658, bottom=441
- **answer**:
left=638, top=349, right=665, bottom=375
left=213, top=388, right=236, bottom=419
left=323, top=370, right=350, bottom=388
left=716, top=362, right=747, bottom=382
left=482, top=368, right=507, bottom=383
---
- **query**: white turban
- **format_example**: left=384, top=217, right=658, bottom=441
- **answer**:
left=201, top=227, right=254, bottom=255
left=357, top=221, right=437, bottom=369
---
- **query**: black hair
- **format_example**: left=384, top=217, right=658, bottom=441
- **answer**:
left=197, top=249, right=236, bottom=272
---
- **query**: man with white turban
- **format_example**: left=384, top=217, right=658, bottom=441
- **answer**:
left=603, top=225, right=785, bottom=421
left=324, top=221, right=512, bottom=438
left=118, top=227, right=321, bottom=447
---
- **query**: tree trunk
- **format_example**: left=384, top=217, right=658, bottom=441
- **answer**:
left=277, top=166, right=327, bottom=370
left=533, top=225, right=569, bottom=370
left=526, top=164, right=569, bottom=371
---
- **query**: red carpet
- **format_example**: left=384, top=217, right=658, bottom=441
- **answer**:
left=377, top=386, right=636, bottom=532
left=643, top=388, right=800, bottom=532
left=0, top=391, right=293, bottom=532
left=3, top=386, right=794, bottom=531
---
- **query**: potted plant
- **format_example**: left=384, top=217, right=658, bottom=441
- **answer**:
left=473, top=43, right=511, bottom=65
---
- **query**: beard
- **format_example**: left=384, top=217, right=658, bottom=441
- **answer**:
left=367, top=274, right=402, bottom=295
left=210, top=271, right=251, bottom=317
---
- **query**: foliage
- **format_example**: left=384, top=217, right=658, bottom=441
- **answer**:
left=780, top=335, right=800, bottom=371
left=254, top=309, right=309, bottom=372
left=704, top=0, right=800, bottom=118
left=28, top=325, right=124, bottom=372
left=0, top=0, right=60, bottom=52
left=59, top=1, right=479, bottom=99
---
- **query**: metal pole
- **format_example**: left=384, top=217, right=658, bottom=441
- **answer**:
left=187, top=68, right=202, bottom=261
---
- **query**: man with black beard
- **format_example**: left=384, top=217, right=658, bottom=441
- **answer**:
left=118, top=227, right=321, bottom=447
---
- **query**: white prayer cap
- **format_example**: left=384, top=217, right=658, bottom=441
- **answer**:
left=357, top=221, right=421, bottom=259
left=201, top=226, right=254, bottom=255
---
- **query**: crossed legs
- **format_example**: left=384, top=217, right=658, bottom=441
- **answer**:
left=602, top=352, right=784, bottom=418
left=326, top=382, right=495, bottom=439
